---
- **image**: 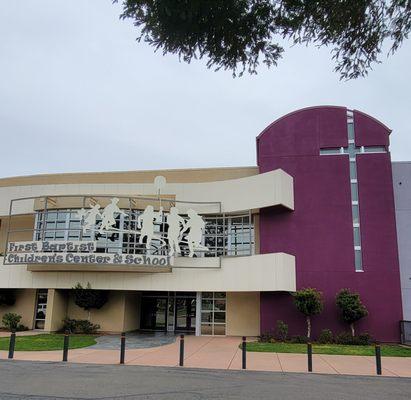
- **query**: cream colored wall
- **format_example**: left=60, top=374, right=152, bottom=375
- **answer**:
left=0, top=253, right=296, bottom=292
left=0, top=169, right=294, bottom=216
left=66, top=291, right=133, bottom=333
left=0, top=166, right=259, bottom=187
left=0, top=289, right=36, bottom=329
left=226, top=292, right=260, bottom=337
left=0, top=215, right=35, bottom=253
left=44, top=289, right=68, bottom=332
left=123, top=292, right=141, bottom=332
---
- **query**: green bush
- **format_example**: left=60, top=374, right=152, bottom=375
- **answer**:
left=335, top=331, right=373, bottom=345
left=16, top=324, right=29, bottom=332
left=318, top=329, right=333, bottom=344
left=62, top=318, right=100, bottom=334
left=354, top=333, right=373, bottom=346
left=290, top=335, right=309, bottom=344
left=276, top=320, right=288, bottom=341
left=2, top=312, right=22, bottom=331
left=259, top=331, right=276, bottom=343
left=335, top=331, right=353, bottom=345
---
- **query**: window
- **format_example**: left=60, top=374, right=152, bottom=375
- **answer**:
left=33, top=209, right=254, bottom=257
left=200, top=292, right=226, bottom=335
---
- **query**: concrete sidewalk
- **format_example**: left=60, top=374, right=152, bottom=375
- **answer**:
left=1, top=335, right=410, bottom=377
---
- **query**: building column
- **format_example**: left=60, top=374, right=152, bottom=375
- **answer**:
left=44, top=289, right=68, bottom=332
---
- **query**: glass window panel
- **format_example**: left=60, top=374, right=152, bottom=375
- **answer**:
left=201, top=300, right=213, bottom=310
left=214, top=292, right=225, bottom=299
left=201, top=312, right=212, bottom=323
left=353, top=227, right=361, bottom=246
left=213, top=324, right=226, bottom=335
left=214, top=300, right=226, bottom=311
left=347, top=123, right=355, bottom=140
left=202, top=292, right=213, bottom=299
left=355, top=249, right=363, bottom=271
left=352, top=204, right=360, bottom=224
left=351, top=183, right=358, bottom=202
left=214, top=312, right=226, bottom=324
left=350, top=161, right=357, bottom=179
left=46, top=212, right=57, bottom=222
left=201, top=324, right=212, bottom=335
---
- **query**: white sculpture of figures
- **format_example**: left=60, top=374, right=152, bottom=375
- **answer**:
left=166, top=207, right=186, bottom=256
left=99, top=198, right=126, bottom=233
left=181, top=208, right=207, bottom=257
left=83, top=204, right=101, bottom=232
left=138, top=205, right=163, bottom=249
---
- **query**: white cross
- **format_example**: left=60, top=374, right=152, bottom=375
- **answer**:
left=319, top=119, right=387, bottom=272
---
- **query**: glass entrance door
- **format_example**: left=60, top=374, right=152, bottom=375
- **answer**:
left=140, top=297, right=167, bottom=331
left=175, top=297, right=196, bottom=332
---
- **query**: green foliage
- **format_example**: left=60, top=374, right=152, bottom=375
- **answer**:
left=335, top=331, right=354, bottom=345
left=335, top=331, right=373, bottom=345
left=0, top=289, right=16, bottom=306
left=276, top=320, right=288, bottom=341
left=0, top=334, right=97, bottom=351
left=336, top=288, right=368, bottom=336
left=62, top=318, right=100, bottom=334
left=117, top=0, right=411, bottom=79
left=318, top=329, right=334, bottom=344
left=293, top=288, right=323, bottom=317
left=72, top=282, right=108, bottom=312
left=259, top=330, right=276, bottom=343
left=290, top=335, right=309, bottom=344
left=2, top=312, right=21, bottom=331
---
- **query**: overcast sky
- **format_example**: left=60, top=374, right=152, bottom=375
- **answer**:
left=1, top=1, right=410, bottom=179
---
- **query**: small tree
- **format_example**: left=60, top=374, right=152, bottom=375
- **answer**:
left=72, top=283, right=108, bottom=320
left=336, top=289, right=368, bottom=337
left=293, top=288, right=323, bottom=339
left=0, top=289, right=16, bottom=306
left=2, top=312, right=21, bottom=331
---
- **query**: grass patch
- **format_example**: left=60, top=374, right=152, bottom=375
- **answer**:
left=0, top=334, right=97, bottom=351
left=245, top=342, right=411, bottom=357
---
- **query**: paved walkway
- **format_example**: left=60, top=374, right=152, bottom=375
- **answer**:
left=1, top=335, right=410, bottom=377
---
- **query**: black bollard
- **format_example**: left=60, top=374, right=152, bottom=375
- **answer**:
left=179, top=334, right=184, bottom=366
left=375, top=344, right=382, bottom=375
left=62, top=331, right=70, bottom=362
left=120, top=332, right=126, bottom=364
left=242, top=336, right=247, bottom=370
left=307, top=342, right=313, bottom=372
left=8, top=330, right=16, bottom=359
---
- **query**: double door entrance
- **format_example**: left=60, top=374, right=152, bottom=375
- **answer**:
left=140, top=292, right=196, bottom=333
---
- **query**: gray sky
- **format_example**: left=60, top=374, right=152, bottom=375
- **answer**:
left=1, top=1, right=410, bottom=178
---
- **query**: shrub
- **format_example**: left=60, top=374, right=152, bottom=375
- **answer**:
left=355, top=333, right=373, bottom=346
left=16, top=324, right=29, bottom=332
left=276, top=320, right=288, bottom=341
left=2, top=312, right=22, bottom=331
left=318, top=329, right=333, bottom=344
left=335, top=331, right=355, bottom=345
left=259, top=330, right=276, bottom=343
left=290, top=335, right=309, bottom=344
left=73, top=283, right=108, bottom=320
left=293, top=288, right=323, bottom=339
left=336, top=289, right=368, bottom=337
left=62, top=318, right=100, bottom=334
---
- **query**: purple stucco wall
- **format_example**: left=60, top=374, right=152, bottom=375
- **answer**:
left=257, top=106, right=403, bottom=342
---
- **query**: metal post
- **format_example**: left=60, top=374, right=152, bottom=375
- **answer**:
left=375, top=344, right=382, bottom=375
left=120, top=332, right=126, bottom=364
left=179, top=334, right=184, bottom=366
left=62, top=331, right=69, bottom=362
left=242, top=336, right=247, bottom=370
left=8, top=330, right=16, bottom=359
left=307, top=342, right=313, bottom=372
